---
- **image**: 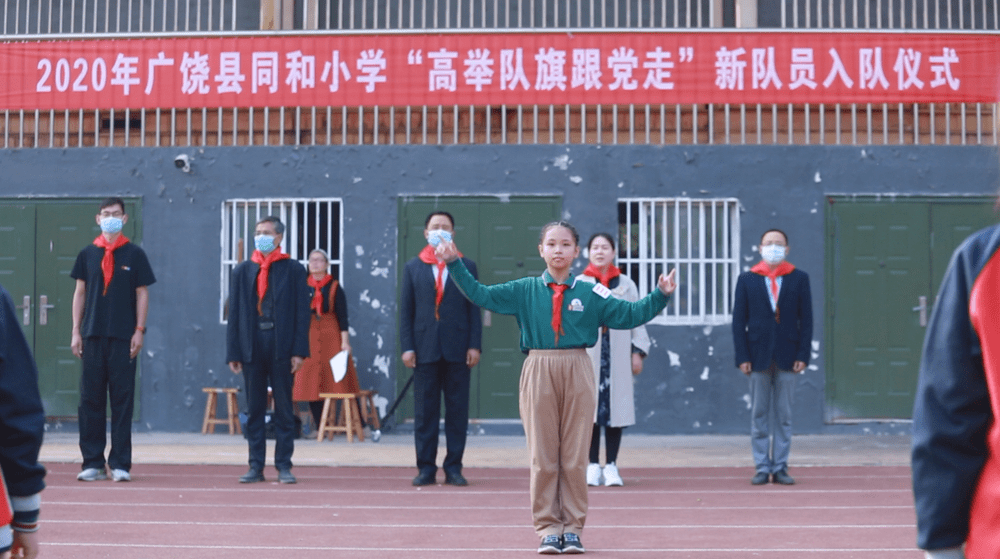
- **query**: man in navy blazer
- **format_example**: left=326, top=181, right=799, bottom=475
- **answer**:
left=227, top=216, right=311, bottom=485
left=400, top=211, right=482, bottom=487
left=732, top=229, right=812, bottom=486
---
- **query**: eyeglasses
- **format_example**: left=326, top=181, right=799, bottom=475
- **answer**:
left=100, top=211, right=124, bottom=218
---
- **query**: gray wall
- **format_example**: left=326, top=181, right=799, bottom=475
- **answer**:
left=2, top=144, right=996, bottom=434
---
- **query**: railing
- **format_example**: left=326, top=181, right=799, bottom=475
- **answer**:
left=1, top=0, right=995, bottom=148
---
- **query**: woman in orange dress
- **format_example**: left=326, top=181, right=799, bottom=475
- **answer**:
left=294, top=249, right=359, bottom=429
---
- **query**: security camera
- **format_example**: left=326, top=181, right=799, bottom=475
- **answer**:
left=174, top=154, right=191, bottom=173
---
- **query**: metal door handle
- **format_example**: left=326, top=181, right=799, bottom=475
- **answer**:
left=483, top=310, right=492, bottom=328
left=15, top=296, right=30, bottom=326
left=39, top=295, right=55, bottom=326
left=912, top=295, right=927, bottom=327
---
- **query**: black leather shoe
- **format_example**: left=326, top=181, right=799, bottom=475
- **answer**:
left=239, top=468, right=265, bottom=483
left=277, top=470, right=297, bottom=484
left=750, top=472, right=770, bottom=485
left=412, top=471, right=435, bottom=486
left=772, top=470, right=795, bottom=485
left=444, top=472, right=468, bottom=486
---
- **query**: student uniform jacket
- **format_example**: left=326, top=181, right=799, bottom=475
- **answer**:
left=912, top=224, right=1000, bottom=558
left=731, top=268, right=813, bottom=372
left=445, top=260, right=668, bottom=351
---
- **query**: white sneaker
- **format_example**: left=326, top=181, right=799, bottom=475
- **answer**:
left=586, top=463, right=602, bottom=486
left=111, top=469, right=131, bottom=482
left=76, top=468, right=107, bottom=481
left=603, top=463, right=624, bottom=486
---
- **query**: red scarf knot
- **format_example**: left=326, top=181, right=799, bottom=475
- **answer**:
left=419, top=244, right=461, bottom=321
left=582, top=263, right=621, bottom=288
left=307, top=274, right=334, bottom=315
left=251, top=248, right=291, bottom=315
left=750, top=260, right=795, bottom=323
left=549, top=283, right=569, bottom=345
left=92, top=234, right=130, bottom=296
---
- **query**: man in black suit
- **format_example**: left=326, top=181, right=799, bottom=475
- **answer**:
left=400, top=211, right=482, bottom=487
left=227, top=216, right=310, bottom=485
left=732, top=229, right=813, bottom=486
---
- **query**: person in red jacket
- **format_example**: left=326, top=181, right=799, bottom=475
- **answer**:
left=912, top=224, right=1000, bottom=559
left=0, top=283, right=46, bottom=559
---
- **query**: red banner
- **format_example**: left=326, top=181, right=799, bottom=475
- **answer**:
left=1, top=31, right=996, bottom=110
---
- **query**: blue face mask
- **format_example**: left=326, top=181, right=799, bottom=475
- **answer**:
left=254, top=234, right=277, bottom=253
left=427, top=229, right=453, bottom=248
left=761, top=245, right=786, bottom=264
left=100, top=216, right=124, bottom=234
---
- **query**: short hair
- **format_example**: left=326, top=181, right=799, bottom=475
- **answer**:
left=256, top=216, right=286, bottom=235
left=424, top=211, right=455, bottom=229
left=587, top=232, right=616, bottom=252
left=760, top=228, right=788, bottom=245
left=99, top=197, right=126, bottom=213
left=539, top=220, right=580, bottom=246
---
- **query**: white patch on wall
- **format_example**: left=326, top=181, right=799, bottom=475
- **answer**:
left=743, top=394, right=752, bottom=410
left=353, top=177, right=363, bottom=183
left=373, top=394, right=388, bottom=417
left=355, top=262, right=362, bottom=269
left=702, top=325, right=713, bottom=336
left=359, top=290, right=371, bottom=303
left=812, top=340, right=820, bottom=351
left=376, top=334, right=383, bottom=349
left=700, top=367, right=709, bottom=380
left=808, top=364, right=819, bottom=371
left=686, top=386, right=694, bottom=392
left=668, top=350, right=681, bottom=368
left=371, top=266, right=389, bottom=278
left=372, top=355, right=390, bottom=377
left=371, top=299, right=381, bottom=309
left=569, top=176, right=583, bottom=184
left=355, top=245, right=365, bottom=256
left=692, top=421, right=701, bottom=428
left=707, top=346, right=714, bottom=356
left=814, top=171, right=822, bottom=183
left=617, top=181, right=624, bottom=188
left=348, top=327, right=356, bottom=337
left=552, top=154, right=572, bottom=170
left=811, top=208, right=818, bottom=213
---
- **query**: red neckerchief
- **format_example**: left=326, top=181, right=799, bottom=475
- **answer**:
left=582, top=263, right=621, bottom=288
left=419, top=244, right=462, bottom=320
left=750, top=260, right=795, bottom=323
left=307, top=274, right=334, bottom=315
left=548, top=283, right=569, bottom=345
left=251, top=248, right=291, bottom=315
left=92, top=234, right=130, bottom=296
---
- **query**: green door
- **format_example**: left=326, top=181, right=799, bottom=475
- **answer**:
left=397, top=196, right=560, bottom=420
left=826, top=196, right=996, bottom=420
left=0, top=199, right=142, bottom=418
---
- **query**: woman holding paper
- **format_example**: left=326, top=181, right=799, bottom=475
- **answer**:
left=294, top=249, right=358, bottom=430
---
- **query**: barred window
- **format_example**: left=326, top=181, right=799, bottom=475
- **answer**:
left=618, top=198, right=741, bottom=326
left=220, top=198, right=343, bottom=323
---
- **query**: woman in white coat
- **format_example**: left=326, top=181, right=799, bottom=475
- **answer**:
left=580, top=233, right=652, bottom=487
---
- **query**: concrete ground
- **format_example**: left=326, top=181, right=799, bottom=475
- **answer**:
left=40, top=429, right=913, bottom=470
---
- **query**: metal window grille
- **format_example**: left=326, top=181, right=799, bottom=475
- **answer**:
left=220, top=197, right=343, bottom=323
left=618, top=197, right=740, bottom=325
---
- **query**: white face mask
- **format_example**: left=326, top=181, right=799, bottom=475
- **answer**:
left=100, top=216, right=124, bottom=234
left=254, top=234, right=277, bottom=253
left=427, top=229, right=453, bottom=248
left=761, top=245, right=786, bottom=264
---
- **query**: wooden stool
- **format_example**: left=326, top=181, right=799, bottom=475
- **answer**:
left=357, top=390, right=381, bottom=430
left=316, top=393, right=364, bottom=442
left=202, top=387, right=241, bottom=435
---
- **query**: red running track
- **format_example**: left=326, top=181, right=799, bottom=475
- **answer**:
left=40, top=463, right=921, bottom=558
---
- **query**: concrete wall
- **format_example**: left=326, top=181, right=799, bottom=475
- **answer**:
left=2, top=144, right=996, bottom=434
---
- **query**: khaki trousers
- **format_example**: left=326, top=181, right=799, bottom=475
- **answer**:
left=519, top=349, right=596, bottom=538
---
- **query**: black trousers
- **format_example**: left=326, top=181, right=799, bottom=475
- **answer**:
left=413, top=359, right=470, bottom=476
left=79, top=337, right=136, bottom=472
left=242, top=328, right=296, bottom=472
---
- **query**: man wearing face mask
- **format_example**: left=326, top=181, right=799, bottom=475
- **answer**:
left=732, top=229, right=813, bottom=486
left=226, top=216, right=310, bottom=485
left=400, top=211, right=482, bottom=487
left=71, top=197, right=156, bottom=483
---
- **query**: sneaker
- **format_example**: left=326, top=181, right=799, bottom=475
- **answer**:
left=603, top=463, right=623, bottom=487
left=537, top=534, right=562, bottom=555
left=239, top=468, right=265, bottom=484
left=76, top=468, right=107, bottom=481
left=586, top=463, right=602, bottom=487
left=561, top=533, right=585, bottom=554
left=111, top=469, right=131, bottom=482
left=277, top=470, right=297, bottom=484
